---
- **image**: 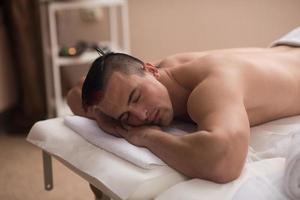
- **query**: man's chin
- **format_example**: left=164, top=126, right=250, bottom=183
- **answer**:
left=160, top=114, right=173, bottom=126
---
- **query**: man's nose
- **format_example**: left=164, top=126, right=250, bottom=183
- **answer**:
left=130, top=106, right=148, bottom=121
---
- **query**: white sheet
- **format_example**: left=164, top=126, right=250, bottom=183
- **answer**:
left=155, top=115, right=300, bottom=200
left=27, top=115, right=300, bottom=199
left=156, top=158, right=289, bottom=200
left=284, top=131, right=300, bottom=200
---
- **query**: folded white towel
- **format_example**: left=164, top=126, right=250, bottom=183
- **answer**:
left=283, top=131, right=300, bottom=200
left=64, top=116, right=193, bottom=169
left=270, top=26, right=300, bottom=47
left=64, top=116, right=166, bottom=169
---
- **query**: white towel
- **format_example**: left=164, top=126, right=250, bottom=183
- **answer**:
left=283, top=131, right=300, bottom=200
left=64, top=116, right=193, bottom=169
left=64, top=116, right=165, bottom=169
left=270, top=26, right=300, bottom=47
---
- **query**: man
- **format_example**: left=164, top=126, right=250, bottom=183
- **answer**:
left=67, top=27, right=300, bottom=183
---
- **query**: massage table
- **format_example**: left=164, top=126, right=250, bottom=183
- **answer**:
left=28, top=117, right=187, bottom=200
left=27, top=27, right=300, bottom=199
left=27, top=115, right=300, bottom=200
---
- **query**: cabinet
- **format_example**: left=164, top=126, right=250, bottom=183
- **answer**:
left=40, top=0, right=130, bottom=117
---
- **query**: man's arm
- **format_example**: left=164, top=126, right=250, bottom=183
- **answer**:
left=116, top=72, right=250, bottom=183
left=66, top=78, right=122, bottom=136
left=66, top=77, right=94, bottom=118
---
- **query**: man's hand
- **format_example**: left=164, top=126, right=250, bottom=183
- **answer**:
left=93, top=107, right=162, bottom=146
left=92, top=107, right=122, bottom=137
left=115, top=124, right=162, bottom=147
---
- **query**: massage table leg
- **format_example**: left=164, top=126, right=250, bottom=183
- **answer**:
left=42, top=151, right=111, bottom=199
left=42, top=151, right=53, bottom=190
left=89, top=184, right=111, bottom=200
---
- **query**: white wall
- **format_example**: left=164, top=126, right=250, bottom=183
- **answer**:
left=128, top=0, right=300, bottom=61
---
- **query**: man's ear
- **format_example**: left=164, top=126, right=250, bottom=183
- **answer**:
left=143, top=62, right=160, bottom=78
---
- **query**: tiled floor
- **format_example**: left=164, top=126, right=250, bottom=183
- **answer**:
left=0, top=132, right=94, bottom=200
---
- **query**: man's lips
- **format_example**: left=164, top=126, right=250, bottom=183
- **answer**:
left=153, top=109, right=160, bottom=124
left=148, top=109, right=158, bottom=123
left=148, top=109, right=159, bottom=124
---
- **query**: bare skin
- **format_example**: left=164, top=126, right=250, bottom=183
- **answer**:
left=67, top=45, right=300, bottom=183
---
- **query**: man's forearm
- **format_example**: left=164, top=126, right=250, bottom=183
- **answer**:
left=142, top=130, right=217, bottom=178
left=142, top=129, right=246, bottom=183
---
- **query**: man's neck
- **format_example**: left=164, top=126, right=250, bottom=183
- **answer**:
left=157, top=68, right=190, bottom=117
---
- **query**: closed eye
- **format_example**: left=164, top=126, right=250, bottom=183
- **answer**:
left=133, top=93, right=141, bottom=103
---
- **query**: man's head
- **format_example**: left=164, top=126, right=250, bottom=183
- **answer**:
left=82, top=52, right=173, bottom=126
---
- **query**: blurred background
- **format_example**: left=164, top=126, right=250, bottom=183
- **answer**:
left=0, top=0, right=299, bottom=199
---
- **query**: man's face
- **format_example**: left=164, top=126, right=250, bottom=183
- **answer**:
left=96, top=71, right=174, bottom=126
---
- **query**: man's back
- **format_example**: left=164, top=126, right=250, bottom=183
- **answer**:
left=160, top=46, right=300, bottom=127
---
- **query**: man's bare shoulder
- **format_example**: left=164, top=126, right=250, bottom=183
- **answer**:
left=168, top=47, right=282, bottom=92
left=166, top=52, right=237, bottom=92
left=186, top=70, right=245, bottom=126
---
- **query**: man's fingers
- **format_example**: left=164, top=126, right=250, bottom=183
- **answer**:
left=121, top=121, right=132, bottom=131
left=115, top=125, right=129, bottom=138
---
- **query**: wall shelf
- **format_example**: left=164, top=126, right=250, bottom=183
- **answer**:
left=40, top=0, right=130, bottom=117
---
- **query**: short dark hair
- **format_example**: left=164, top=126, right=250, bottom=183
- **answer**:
left=82, top=52, right=145, bottom=111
